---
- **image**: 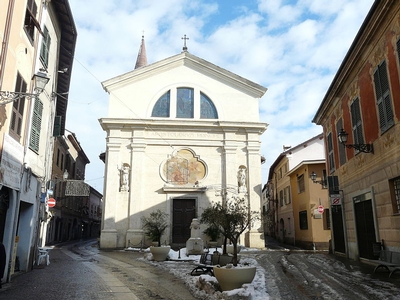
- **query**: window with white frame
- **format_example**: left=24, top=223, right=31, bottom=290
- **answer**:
left=24, top=0, right=39, bottom=43
left=40, top=26, right=51, bottom=68
left=284, top=186, right=291, bottom=204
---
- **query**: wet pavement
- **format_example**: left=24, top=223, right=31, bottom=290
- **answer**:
left=1, top=237, right=400, bottom=299
left=0, top=239, right=195, bottom=300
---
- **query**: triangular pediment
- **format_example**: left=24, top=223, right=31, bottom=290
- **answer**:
left=102, top=51, right=267, bottom=98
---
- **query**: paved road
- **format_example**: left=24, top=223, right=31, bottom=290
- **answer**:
left=255, top=236, right=400, bottom=299
left=0, top=239, right=196, bottom=300
left=2, top=237, right=400, bottom=299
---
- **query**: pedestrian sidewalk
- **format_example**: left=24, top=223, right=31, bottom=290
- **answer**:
left=0, top=245, right=140, bottom=300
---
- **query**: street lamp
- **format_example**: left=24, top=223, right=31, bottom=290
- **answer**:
left=337, top=128, right=373, bottom=153
left=0, top=72, right=50, bottom=105
left=310, top=171, right=327, bottom=187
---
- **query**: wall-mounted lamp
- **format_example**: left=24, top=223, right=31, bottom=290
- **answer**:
left=310, top=171, right=327, bottom=187
left=337, top=129, right=373, bottom=153
left=0, top=72, right=50, bottom=105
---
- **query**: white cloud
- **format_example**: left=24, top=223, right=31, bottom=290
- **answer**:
left=67, top=0, right=375, bottom=189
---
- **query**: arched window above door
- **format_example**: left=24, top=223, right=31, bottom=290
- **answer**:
left=151, top=87, right=218, bottom=119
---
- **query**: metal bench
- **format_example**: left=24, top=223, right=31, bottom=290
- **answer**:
left=190, top=251, right=234, bottom=276
left=371, top=250, right=400, bottom=275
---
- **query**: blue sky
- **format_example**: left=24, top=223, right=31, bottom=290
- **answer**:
left=67, top=0, right=374, bottom=192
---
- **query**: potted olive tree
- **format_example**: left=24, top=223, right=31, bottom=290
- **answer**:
left=201, top=196, right=259, bottom=291
left=141, top=209, right=170, bottom=261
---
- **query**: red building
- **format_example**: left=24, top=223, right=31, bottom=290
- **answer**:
left=313, top=0, right=400, bottom=260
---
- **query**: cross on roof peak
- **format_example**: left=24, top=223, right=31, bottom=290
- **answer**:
left=182, top=34, right=189, bottom=52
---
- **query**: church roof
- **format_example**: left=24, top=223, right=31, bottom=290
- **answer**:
left=102, top=51, right=267, bottom=99
left=134, top=35, right=148, bottom=69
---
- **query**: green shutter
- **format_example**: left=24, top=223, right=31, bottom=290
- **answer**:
left=374, top=60, right=394, bottom=133
left=29, top=99, right=43, bottom=152
left=53, top=116, right=62, bottom=137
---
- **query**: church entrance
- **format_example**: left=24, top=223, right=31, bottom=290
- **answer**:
left=172, top=198, right=196, bottom=245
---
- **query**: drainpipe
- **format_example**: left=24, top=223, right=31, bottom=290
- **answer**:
left=0, top=0, right=15, bottom=89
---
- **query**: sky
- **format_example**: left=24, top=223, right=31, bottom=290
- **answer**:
left=66, top=0, right=375, bottom=192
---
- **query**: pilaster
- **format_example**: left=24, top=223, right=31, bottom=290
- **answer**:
left=126, top=130, right=147, bottom=247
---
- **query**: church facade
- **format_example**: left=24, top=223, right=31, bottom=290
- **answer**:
left=99, top=44, right=267, bottom=249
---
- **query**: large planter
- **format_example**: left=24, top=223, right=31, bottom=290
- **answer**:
left=224, top=244, right=242, bottom=254
left=150, top=246, right=171, bottom=261
left=213, top=265, right=256, bottom=291
left=208, top=241, right=218, bottom=248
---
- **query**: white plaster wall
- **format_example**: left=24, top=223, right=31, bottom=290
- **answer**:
left=287, top=137, right=325, bottom=171
left=106, top=61, right=261, bottom=122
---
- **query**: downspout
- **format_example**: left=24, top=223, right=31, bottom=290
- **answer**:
left=0, top=0, right=15, bottom=89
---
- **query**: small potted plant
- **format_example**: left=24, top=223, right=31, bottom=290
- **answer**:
left=141, top=209, right=170, bottom=261
left=203, top=224, right=221, bottom=248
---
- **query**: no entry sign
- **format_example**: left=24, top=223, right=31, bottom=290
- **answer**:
left=47, top=198, right=56, bottom=208
left=317, top=205, right=324, bottom=214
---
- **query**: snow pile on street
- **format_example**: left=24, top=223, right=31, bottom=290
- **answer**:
left=136, top=246, right=270, bottom=299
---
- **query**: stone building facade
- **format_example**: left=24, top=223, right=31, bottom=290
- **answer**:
left=313, top=0, right=400, bottom=260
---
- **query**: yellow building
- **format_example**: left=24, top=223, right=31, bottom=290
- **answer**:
left=288, top=161, right=330, bottom=250
left=267, top=134, right=330, bottom=249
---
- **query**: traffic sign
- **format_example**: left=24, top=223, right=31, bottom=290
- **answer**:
left=317, top=205, right=324, bottom=214
left=47, top=198, right=56, bottom=208
left=330, top=194, right=341, bottom=205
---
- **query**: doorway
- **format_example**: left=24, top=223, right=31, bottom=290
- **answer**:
left=279, top=218, right=285, bottom=243
left=331, top=205, right=346, bottom=253
left=354, top=198, right=376, bottom=259
left=172, top=198, right=196, bottom=244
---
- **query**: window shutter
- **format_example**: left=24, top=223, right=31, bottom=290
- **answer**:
left=336, top=119, right=346, bottom=166
left=53, top=116, right=62, bottom=136
left=327, top=132, right=335, bottom=173
left=10, top=73, right=26, bottom=139
left=328, top=176, right=339, bottom=194
left=397, top=37, right=400, bottom=65
left=29, top=99, right=43, bottom=152
left=40, top=26, right=51, bottom=67
left=374, top=61, right=394, bottom=132
left=350, top=98, right=364, bottom=146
